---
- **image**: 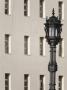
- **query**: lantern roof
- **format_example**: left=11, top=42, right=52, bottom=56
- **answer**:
left=45, top=8, right=61, bottom=26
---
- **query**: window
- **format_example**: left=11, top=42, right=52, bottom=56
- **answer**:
left=40, top=37, right=45, bottom=56
left=58, top=1, right=64, bottom=20
left=59, top=39, right=64, bottom=57
left=5, top=73, right=11, bottom=90
left=24, top=36, right=30, bottom=55
left=5, top=0, right=11, bottom=15
left=40, top=0, right=45, bottom=18
left=24, top=74, right=30, bottom=90
left=40, top=75, right=45, bottom=90
left=5, top=34, right=11, bottom=54
left=58, top=76, right=64, bottom=90
left=24, top=0, right=30, bottom=16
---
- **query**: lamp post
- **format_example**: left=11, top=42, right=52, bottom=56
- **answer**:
left=44, top=8, right=62, bottom=90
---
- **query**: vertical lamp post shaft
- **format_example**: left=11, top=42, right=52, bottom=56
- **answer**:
left=48, top=44, right=57, bottom=90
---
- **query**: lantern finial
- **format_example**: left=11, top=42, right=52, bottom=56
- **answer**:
left=52, top=8, right=55, bottom=16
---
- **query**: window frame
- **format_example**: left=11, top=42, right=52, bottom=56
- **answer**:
left=40, top=75, right=45, bottom=90
left=24, top=74, right=30, bottom=90
left=24, top=36, right=30, bottom=55
left=58, top=1, right=64, bottom=20
left=5, top=0, right=11, bottom=15
left=40, top=0, right=45, bottom=18
left=5, top=73, right=11, bottom=90
left=58, top=76, right=64, bottom=90
left=40, top=37, right=45, bottom=56
left=24, top=0, right=30, bottom=16
left=59, top=39, right=64, bottom=58
left=5, top=34, right=11, bottom=54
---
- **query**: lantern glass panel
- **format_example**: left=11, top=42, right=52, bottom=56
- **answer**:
left=55, top=29, right=58, bottom=37
left=49, top=26, right=55, bottom=37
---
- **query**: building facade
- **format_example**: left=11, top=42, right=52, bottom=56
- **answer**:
left=0, top=0, right=65, bottom=90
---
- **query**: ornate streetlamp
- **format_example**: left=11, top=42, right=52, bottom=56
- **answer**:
left=44, top=8, right=62, bottom=90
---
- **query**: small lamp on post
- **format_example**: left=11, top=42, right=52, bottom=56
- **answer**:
left=44, top=8, right=62, bottom=90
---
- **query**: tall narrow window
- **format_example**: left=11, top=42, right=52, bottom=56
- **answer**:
left=40, top=75, right=45, bottom=90
left=58, top=1, right=64, bottom=20
left=58, top=76, right=64, bottom=90
left=24, top=74, right=30, bottom=90
left=24, top=36, right=30, bottom=55
left=24, top=0, right=30, bottom=16
left=5, top=73, right=11, bottom=90
left=40, top=37, right=45, bottom=56
left=40, top=0, right=45, bottom=18
left=59, top=39, right=64, bottom=57
left=5, top=0, right=11, bottom=15
left=5, top=34, right=11, bottom=54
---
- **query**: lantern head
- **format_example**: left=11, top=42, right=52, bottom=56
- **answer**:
left=45, top=8, right=62, bottom=45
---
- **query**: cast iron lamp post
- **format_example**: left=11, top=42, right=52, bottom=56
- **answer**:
left=44, top=8, right=62, bottom=90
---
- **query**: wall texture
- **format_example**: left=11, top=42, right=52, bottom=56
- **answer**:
left=0, top=0, right=65, bottom=90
